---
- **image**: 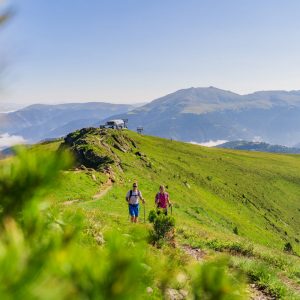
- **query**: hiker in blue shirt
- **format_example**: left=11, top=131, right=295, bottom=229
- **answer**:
left=126, top=182, right=145, bottom=223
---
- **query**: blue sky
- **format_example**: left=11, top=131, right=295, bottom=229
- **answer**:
left=1, top=0, right=300, bottom=104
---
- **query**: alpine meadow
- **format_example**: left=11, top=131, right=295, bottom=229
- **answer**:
left=1, top=128, right=299, bottom=299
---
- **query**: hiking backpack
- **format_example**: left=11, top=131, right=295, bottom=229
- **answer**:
left=126, top=190, right=140, bottom=201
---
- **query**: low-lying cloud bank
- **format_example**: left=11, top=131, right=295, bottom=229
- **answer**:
left=0, top=133, right=26, bottom=150
left=190, top=140, right=228, bottom=147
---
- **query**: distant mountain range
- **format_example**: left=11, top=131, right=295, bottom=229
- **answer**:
left=2, top=87, right=300, bottom=147
left=0, top=102, right=134, bottom=143
left=111, top=87, right=300, bottom=147
left=216, top=140, right=300, bottom=154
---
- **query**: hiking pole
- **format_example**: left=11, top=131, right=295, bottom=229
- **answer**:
left=170, top=204, right=173, bottom=216
left=143, top=203, right=146, bottom=223
left=127, top=202, right=131, bottom=222
left=128, top=205, right=130, bottom=222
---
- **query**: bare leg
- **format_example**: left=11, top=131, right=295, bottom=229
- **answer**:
left=134, top=217, right=138, bottom=223
left=131, top=216, right=135, bottom=222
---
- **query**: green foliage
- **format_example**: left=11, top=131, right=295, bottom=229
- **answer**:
left=62, top=233, right=152, bottom=300
left=206, top=239, right=254, bottom=257
left=148, top=210, right=175, bottom=246
left=153, top=214, right=175, bottom=239
left=0, top=148, right=157, bottom=299
left=0, top=218, right=154, bottom=299
left=230, top=257, right=292, bottom=299
left=233, top=226, right=239, bottom=235
left=0, top=148, right=75, bottom=298
left=191, top=259, right=246, bottom=300
left=148, top=209, right=157, bottom=223
left=0, top=146, right=72, bottom=219
left=284, top=242, right=293, bottom=253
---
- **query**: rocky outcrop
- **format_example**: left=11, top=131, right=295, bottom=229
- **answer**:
left=61, top=127, right=137, bottom=170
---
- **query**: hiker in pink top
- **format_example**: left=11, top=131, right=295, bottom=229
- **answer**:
left=155, top=185, right=172, bottom=215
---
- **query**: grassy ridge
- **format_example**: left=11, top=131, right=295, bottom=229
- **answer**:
left=74, top=130, right=300, bottom=252
left=40, top=129, right=300, bottom=297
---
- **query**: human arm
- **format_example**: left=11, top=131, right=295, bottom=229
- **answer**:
left=125, top=191, right=130, bottom=203
left=139, top=191, right=145, bottom=204
left=155, top=193, right=159, bottom=206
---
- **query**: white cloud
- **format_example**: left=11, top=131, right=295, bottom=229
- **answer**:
left=190, top=140, right=228, bottom=147
left=252, top=136, right=263, bottom=142
left=0, top=133, right=26, bottom=150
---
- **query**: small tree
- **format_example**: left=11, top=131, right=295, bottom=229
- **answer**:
left=148, top=210, right=175, bottom=247
left=284, top=242, right=293, bottom=253
left=233, top=226, right=239, bottom=235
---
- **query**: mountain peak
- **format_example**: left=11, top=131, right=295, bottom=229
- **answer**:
left=143, top=86, right=243, bottom=114
left=176, top=86, right=239, bottom=94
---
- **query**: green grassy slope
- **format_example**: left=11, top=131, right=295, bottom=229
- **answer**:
left=57, top=129, right=300, bottom=250
left=45, top=129, right=300, bottom=298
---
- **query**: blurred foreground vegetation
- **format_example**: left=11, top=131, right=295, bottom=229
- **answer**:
left=0, top=147, right=248, bottom=299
